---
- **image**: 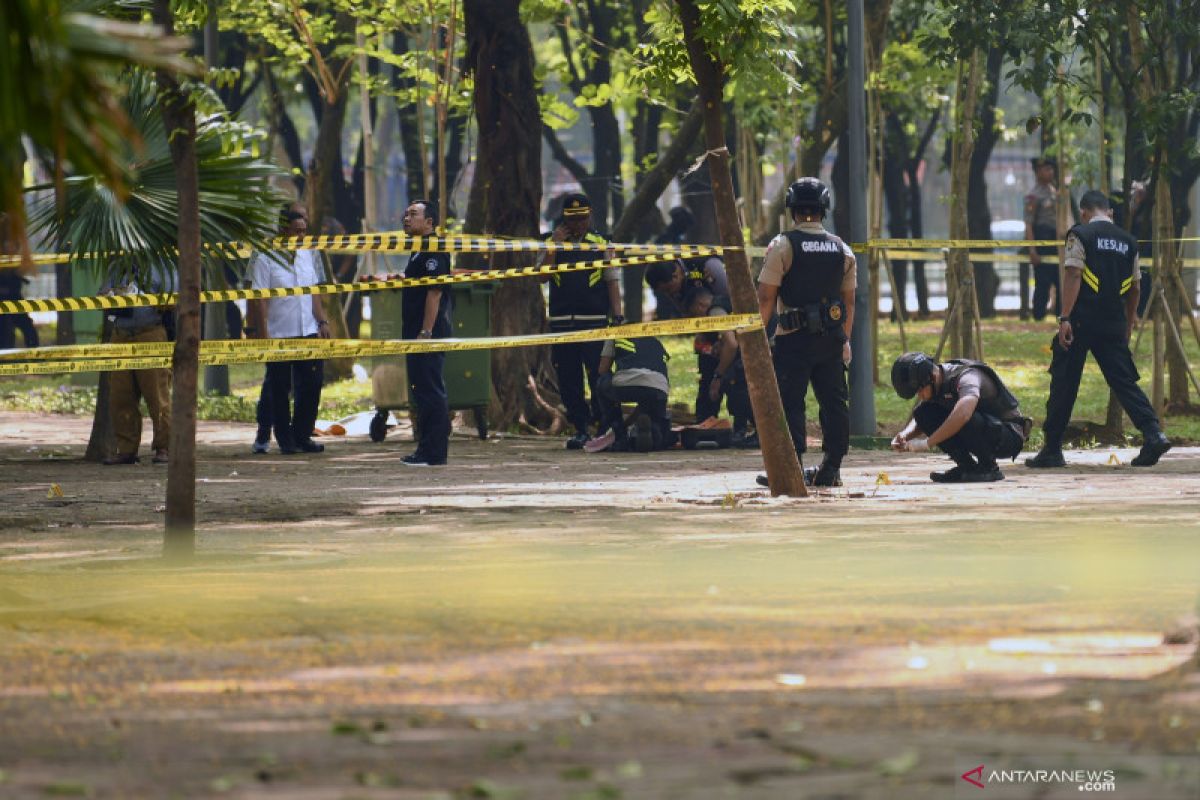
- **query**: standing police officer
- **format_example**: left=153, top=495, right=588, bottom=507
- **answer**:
left=755, top=178, right=855, bottom=487
left=1026, top=190, right=1171, bottom=468
left=400, top=199, right=452, bottom=466
left=542, top=193, right=621, bottom=449
left=1024, top=155, right=1064, bottom=321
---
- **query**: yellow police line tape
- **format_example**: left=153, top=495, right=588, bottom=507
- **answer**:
left=0, top=234, right=717, bottom=268
left=877, top=249, right=1200, bottom=268
left=0, top=314, right=763, bottom=376
left=9, top=232, right=1200, bottom=269
left=0, top=248, right=718, bottom=317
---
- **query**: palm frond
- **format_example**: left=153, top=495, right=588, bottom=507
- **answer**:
left=28, top=71, right=288, bottom=288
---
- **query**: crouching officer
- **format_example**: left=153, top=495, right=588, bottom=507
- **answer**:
left=890, top=352, right=1032, bottom=482
left=756, top=177, right=854, bottom=487
left=1025, top=189, right=1171, bottom=468
left=585, top=336, right=672, bottom=453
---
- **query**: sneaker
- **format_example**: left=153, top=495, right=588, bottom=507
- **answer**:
left=930, top=465, right=971, bottom=483
left=584, top=430, right=616, bottom=453
left=630, top=414, right=654, bottom=453
left=805, top=465, right=842, bottom=487
left=152, top=449, right=169, bottom=464
left=732, top=430, right=760, bottom=449
left=252, top=440, right=270, bottom=455
left=565, top=432, right=591, bottom=450
left=1025, top=448, right=1066, bottom=468
left=102, top=453, right=138, bottom=466
left=1131, top=431, right=1171, bottom=467
left=401, top=453, right=446, bottom=466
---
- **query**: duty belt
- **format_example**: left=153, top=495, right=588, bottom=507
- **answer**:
left=778, top=301, right=844, bottom=335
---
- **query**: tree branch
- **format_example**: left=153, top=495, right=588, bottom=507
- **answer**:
left=542, top=123, right=591, bottom=186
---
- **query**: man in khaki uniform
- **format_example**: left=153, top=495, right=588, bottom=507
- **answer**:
left=102, top=265, right=174, bottom=465
left=1024, top=155, right=1062, bottom=320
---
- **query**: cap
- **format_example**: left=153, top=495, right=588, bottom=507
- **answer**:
left=561, top=193, right=591, bottom=217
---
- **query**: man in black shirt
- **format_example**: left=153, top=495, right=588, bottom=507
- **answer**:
left=1025, top=190, right=1170, bottom=468
left=400, top=199, right=452, bottom=466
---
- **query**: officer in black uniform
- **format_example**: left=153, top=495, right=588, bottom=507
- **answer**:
left=890, top=352, right=1031, bottom=482
left=400, top=199, right=452, bottom=466
left=755, top=178, right=854, bottom=487
left=1026, top=190, right=1171, bottom=468
left=587, top=335, right=673, bottom=453
left=542, top=193, right=621, bottom=449
left=645, top=257, right=730, bottom=321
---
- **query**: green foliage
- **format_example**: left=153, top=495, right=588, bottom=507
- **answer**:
left=0, top=0, right=196, bottom=253
left=26, top=70, right=286, bottom=287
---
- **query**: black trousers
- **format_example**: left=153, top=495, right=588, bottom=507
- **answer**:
left=1041, top=321, right=1159, bottom=448
left=255, top=371, right=272, bottom=442
left=773, top=331, right=849, bottom=465
left=694, top=352, right=721, bottom=421
left=266, top=345, right=324, bottom=449
left=913, top=402, right=1024, bottom=468
left=596, top=374, right=670, bottom=448
left=0, top=313, right=38, bottom=349
left=1031, top=224, right=1060, bottom=321
left=552, top=336, right=605, bottom=435
left=407, top=351, right=449, bottom=463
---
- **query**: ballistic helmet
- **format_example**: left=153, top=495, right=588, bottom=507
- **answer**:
left=891, top=352, right=937, bottom=399
left=785, top=177, right=831, bottom=215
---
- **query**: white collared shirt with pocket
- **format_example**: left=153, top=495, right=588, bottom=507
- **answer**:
left=250, top=250, right=323, bottom=338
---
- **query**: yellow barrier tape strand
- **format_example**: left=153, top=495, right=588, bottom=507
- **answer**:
left=0, top=249, right=718, bottom=316
left=0, top=234, right=723, bottom=268
left=0, top=314, right=763, bottom=376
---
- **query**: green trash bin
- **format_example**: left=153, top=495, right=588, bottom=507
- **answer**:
left=368, top=281, right=493, bottom=442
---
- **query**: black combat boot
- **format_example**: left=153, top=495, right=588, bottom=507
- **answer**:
left=1131, top=429, right=1171, bottom=467
left=1025, top=446, right=1066, bottom=468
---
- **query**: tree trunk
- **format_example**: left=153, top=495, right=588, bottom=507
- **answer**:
left=393, top=30, right=427, bottom=201
left=262, top=60, right=306, bottom=194
left=465, top=0, right=550, bottom=431
left=307, top=13, right=355, bottom=234
left=153, top=0, right=200, bottom=561
left=947, top=50, right=983, bottom=359
left=967, top=47, right=1003, bottom=318
left=676, top=0, right=805, bottom=497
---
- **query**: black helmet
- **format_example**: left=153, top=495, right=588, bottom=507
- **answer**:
left=785, top=178, right=831, bottom=215
left=891, top=352, right=937, bottom=399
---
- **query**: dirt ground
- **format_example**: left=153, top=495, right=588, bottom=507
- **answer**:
left=1, top=410, right=1198, bottom=799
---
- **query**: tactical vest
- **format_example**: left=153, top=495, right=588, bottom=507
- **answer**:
left=1068, top=220, right=1137, bottom=322
left=549, top=232, right=610, bottom=328
left=779, top=230, right=845, bottom=309
left=614, top=336, right=669, bottom=378
left=939, top=360, right=1023, bottom=422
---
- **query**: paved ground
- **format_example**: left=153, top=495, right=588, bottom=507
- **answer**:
left=0, top=411, right=1198, bottom=799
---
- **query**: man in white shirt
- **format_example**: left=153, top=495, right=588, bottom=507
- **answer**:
left=246, top=207, right=331, bottom=454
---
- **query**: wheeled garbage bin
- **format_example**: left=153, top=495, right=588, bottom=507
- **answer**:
left=369, top=281, right=493, bottom=442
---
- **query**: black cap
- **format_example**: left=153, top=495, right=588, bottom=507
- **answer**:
left=561, top=192, right=591, bottom=217
left=1031, top=155, right=1058, bottom=170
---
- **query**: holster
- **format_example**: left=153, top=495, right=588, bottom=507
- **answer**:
left=778, top=300, right=845, bottom=334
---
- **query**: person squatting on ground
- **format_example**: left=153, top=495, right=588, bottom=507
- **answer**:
left=585, top=336, right=673, bottom=453
left=755, top=177, right=855, bottom=488
left=890, top=352, right=1032, bottom=483
left=684, top=287, right=756, bottom=447
left=398, top=199, right=452, bottom=467
left=1025, top=189, right=1172, bottom=469
left=645, top=254, right=730, bottom=322
left=1024, top=155, right=1067, bottom=321
left=541, top=193, right=621, bottom=449
left=247, top=207, right=330, bottom=455
left=100, top=263, right=175, bottom=465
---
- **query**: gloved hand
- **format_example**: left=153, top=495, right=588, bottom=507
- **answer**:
left=890, top=432, right=907, bottom=452
left=905, top=436, right=930, bottom=453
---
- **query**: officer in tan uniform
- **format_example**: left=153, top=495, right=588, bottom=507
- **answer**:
left=1024, top=155, right=1063, bottom=320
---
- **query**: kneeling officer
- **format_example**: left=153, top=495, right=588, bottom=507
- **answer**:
left=890, top=352, right=1031, bottom=483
